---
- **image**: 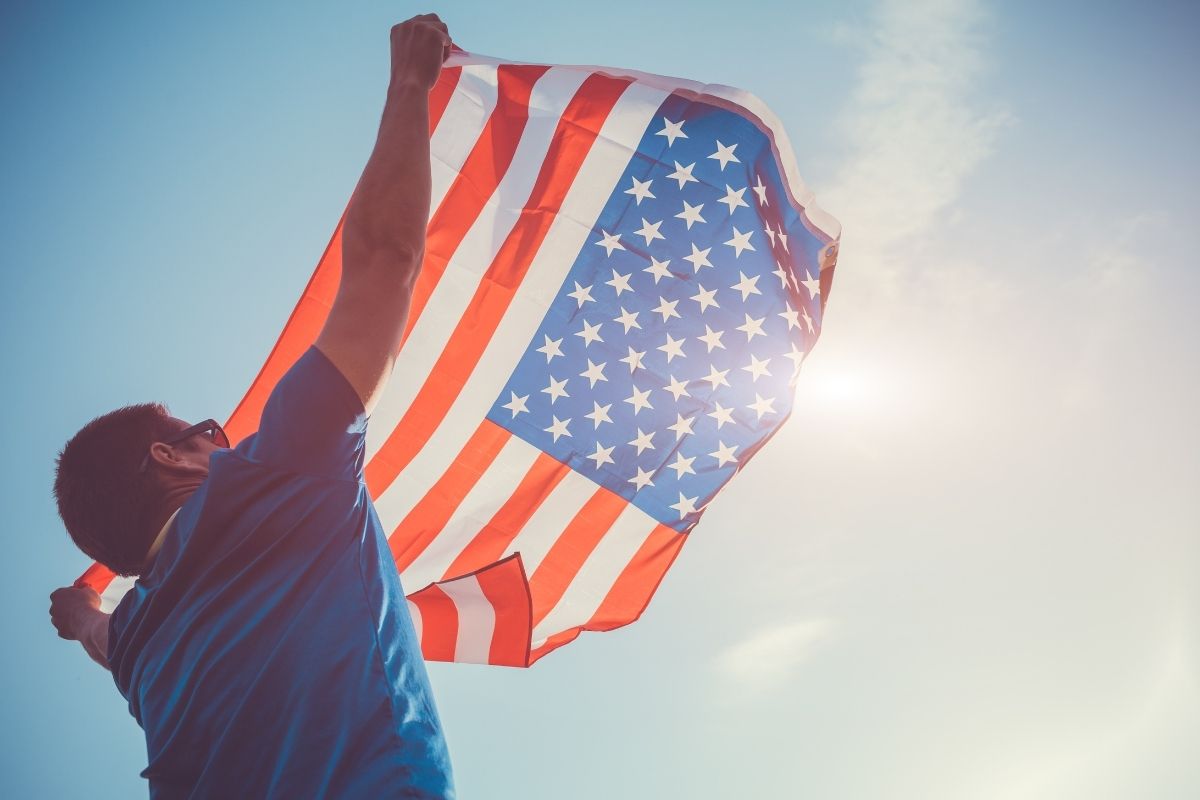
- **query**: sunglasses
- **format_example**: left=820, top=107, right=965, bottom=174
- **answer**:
left=138, top=419, right=230, bottom=473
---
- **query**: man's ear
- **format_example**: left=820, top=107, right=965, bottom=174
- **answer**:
left=147, top=443, right=207, bottom=476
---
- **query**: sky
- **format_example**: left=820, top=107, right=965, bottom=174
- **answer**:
left=2, top=0, right=1197, bottom=797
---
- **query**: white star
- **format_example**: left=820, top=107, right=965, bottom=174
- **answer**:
left=567, top=281, right=594, bottom=307
left=644, top=256, right=673, bottom=284
left=656, top=118, right=688, bottom=146
left=634, top=218, right=665, bottom=246
left=784, top=341, right=806, bottom=371
left=736, top=313, right=767, bottom=342
left=772, top=262, right=789, bottom=288
left=586, top=441, right=616, bottom=469
left=652, top=296, right=681, bottom=322
left=544, top=415, right=572, bottom=442
left=709, top=441, right=739, bottom=468
left=778, top=303, right=800, bottom=330
left=683, top=242, right=713, bottom=272
left=764, top=225, right=776, bottom=247
left=584, top=400, right=613, bottom=429
left=664, top=374, right=691, bottom=401
left=501, top=391, right=529, bottom=418
left=658, top=333, right=687, bottom=363
left=701, top=365, right=731, bottom=390
left=536, top=334, right=564, bottom=362
left=696, top=324, right=726, bottom=353
left=667, top=413, right=695, bottom=441
left=775, top=225, right=789, bottom=252
left=675, top=201, right=706, bottom=230
left=708, top=402, right=735, bottom=429
left=724, top=227, right=756, bottom=258
left=718, top=184, right=749, bottom=214
left=542, top=375, right=570, bottom=404
left=613, top=307, right=641, bottom=333
left=624, top=386, right=654, bottom=415
left=669, top=492, right=700, bottom=518
left=624, top=176, right=655, bottom=205
left=752, top=174, right=769, bottom=205
left=690, top=284, right=720, bottom=314
left=730, top=270, right=762, bottom=301
left=802, top=307, right=815, bottom=333
left=574, top=318, right=604, bottom=347
left=620, top=345, right=646, bottom=373
left=628, top=428, right=655, bottom=455
left=667, top=452, right=697, bottom=478
left=595, top=230, right=625, bottom=256
left=666, top=161, right=698, bottom=189
left=605, top=269, right=633, bottom=296
left=708, top=140, right=740, bottom=171
left=579, top=358, right=608, bottom=388
left=748, top=393, right=777, bottom=420
left=628, top=467, right=656, bottom=491
left=742, top=354, right=772, bottom=382
left=801, top=271, right=821, bottom=299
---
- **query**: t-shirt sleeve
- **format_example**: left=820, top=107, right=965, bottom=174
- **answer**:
left=237, top=346, right=368, bottom=481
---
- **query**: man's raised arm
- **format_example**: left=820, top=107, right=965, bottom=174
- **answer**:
left=316, top=14, right=451, bottom=414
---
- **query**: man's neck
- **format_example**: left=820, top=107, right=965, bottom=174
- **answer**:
left=144, top=484, right=200, bottom=567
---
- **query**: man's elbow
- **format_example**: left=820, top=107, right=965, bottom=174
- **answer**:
left=342, top=237, right=425, bottom=288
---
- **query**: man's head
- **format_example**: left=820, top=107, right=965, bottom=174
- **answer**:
left=54, top=404, right=228, bottom=576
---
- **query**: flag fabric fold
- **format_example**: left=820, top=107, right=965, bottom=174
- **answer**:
left=75, top=49, right=840, bottom=667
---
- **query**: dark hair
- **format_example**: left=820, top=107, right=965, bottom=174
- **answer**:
left=54, top=403, right=179, bottom=576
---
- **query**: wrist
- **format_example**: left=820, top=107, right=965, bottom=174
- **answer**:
left=386, top=79, right=432, bottom=103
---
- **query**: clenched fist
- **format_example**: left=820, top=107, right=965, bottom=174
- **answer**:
left=389, top=13, right=452, bottom=93
left=49, top=584, right=101, bottom=640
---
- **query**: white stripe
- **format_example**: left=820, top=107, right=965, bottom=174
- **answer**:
left=437, top=574, right=496, bottom=664
left=372, top=82, right=669, bottom=539
left=367, top=67, right=592, bottom=460
left=429, top=65, right=500, bottom=214
left=397, top=433, right=541, bottom=591
left=98, top=574, right=136, bottom=614
left=407, top=598, right=423, bottom=645
left=531, top=502, right=659, bottom=641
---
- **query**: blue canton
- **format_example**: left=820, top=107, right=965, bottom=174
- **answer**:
left=486, top=94, right=829, bottom=532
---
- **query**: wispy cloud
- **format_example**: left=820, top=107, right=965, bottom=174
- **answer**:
left=715, top=619, right=836, bottom=691
left=824, top=0, right=1009, bottom=270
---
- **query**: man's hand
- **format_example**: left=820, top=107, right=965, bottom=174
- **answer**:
left=49, top=585, right=111, bottom=670
left=389, top=14, right=451, bottom=94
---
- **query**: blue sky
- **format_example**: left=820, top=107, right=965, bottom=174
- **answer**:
left=2, top=1, right=1197, bottom=797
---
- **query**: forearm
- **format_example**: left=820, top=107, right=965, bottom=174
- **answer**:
left=343, top=84, right=432, bottom=277
left=74, top=610, right=111, bottom=670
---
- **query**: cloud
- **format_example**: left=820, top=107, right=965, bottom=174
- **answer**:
left=715, top=618, right=836, bottom=691
left=823, top=0, right=1010, bottom=270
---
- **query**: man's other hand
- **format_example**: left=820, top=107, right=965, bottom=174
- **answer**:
left=389, top=14, right=451, bottom=94
left=49, top=585, right=111, bottom=669
left=49, top=585, right=100, bottom=640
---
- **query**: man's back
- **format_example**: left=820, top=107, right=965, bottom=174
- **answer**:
left=108, top=348, right=453, bottom=798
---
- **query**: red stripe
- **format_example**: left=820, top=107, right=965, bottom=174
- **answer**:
left=75, top=562, right=115, bottom=592
left=527, top=524, right=686, bottom=665
left=409, top=584, right=459, bottom=663
left=365, top=73, right=634, bottom=496
left=388, top=420, right=511, bottom=571
left=527, top=487, right=628, bottom=627
left=475, top=555, right=533, bottom=667
left=442, top=450, right=570, bottom=579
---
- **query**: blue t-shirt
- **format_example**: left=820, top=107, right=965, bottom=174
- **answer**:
left=108, top=347, right=454, bottom=798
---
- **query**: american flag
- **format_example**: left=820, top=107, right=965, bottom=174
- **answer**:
left=76, top=51, right=840, bottom=667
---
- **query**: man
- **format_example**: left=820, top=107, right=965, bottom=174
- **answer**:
left=47, top=15, right=455, bottom=798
